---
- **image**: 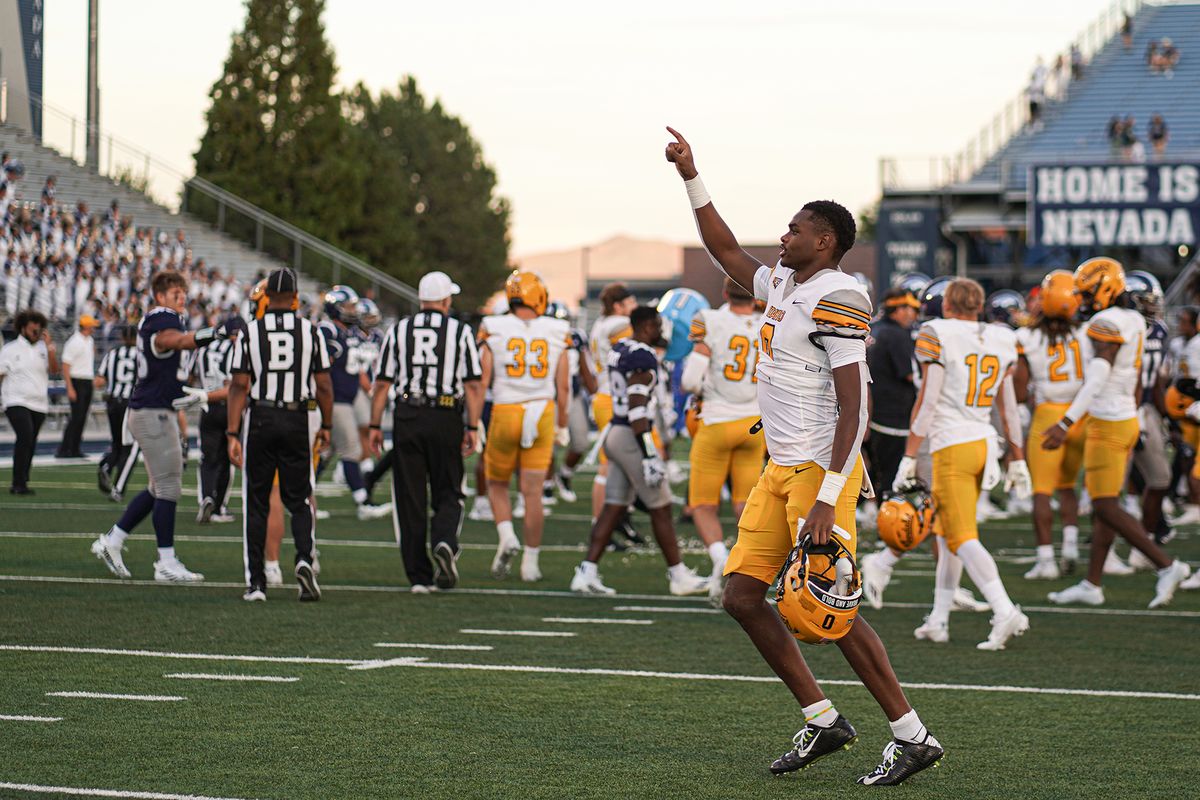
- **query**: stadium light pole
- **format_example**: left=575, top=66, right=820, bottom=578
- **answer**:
left=86, top=0, right=100, bottom=170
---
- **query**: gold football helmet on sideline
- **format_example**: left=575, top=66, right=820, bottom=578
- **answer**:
left=505, top=270, right=549, bottom=316
left=1074, top=257, right=1126, bottom=313
left=1040, top=270, right=1080, bottom=320
left=1166, top=378, right=1199, bottom=421
left=774, top=536, right=861, bottom=645
left=250, top=278, right=299, bottom=319
left=877, top=486, right=935, bottom=553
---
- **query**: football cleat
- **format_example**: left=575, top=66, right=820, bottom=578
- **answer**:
left=243, top=586, right=267, bottom=602
left=570, top=565, right=615, bottom=595
left=769, top=715, right=857, bottom=775
left=520, top=559, right=542, bottom=583
left=295, top=561, right=320, bottom=602
left=913, top=618, right=949, bottom=643
left=951, top=587, right=989, bottom=613
left=1102, top=549, right=1134, bottom=575
left=468, top=497, right=494, bottom=521
left=860, top=551, right=893, bottom=610
left=1179, top=570, right=1200, bottom=590
left=1149, top=561, right=1192, bottom=609
left=976, top=607, right=1030, bottom=651
left=554, top=471, right=577, bottom=504
left=90, top=535, right=131, bottom=579
left=857, top=735, right=944, bottom=786
left=433, top=542, right=459, bottom=589
left=616, top=512, right=647, bottom=546
left=668, top=566, right=710, bottom=597
left=97, top=463, right=112, bottom=495
left=1023, top=560, right=1060, bottom=580
left=542, top=481, right=558, bottom=506
left=108, top=488, right=123, bottom=503
left=1127, top=548, right=1156, bottom=572
left=1169, top=504, right=1200, bottom=527
left=196, top=497, right=215, bottom=524
left=357, top=502, right=392, bottom=521
left=410, top=584, right=439, bottom=594
left=708, top=572, right=726, bottom=608
left=491, top=534, right=522, bottom=579
left=1049, top=580, right=1105, bottom=606
left=264, top=561, right=284, bottom=587
left=153, top=559, right=204, bottom=583
left=210, top=512, right=236, bottom=524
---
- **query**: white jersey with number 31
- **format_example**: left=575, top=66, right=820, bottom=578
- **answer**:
left=481, top=314, right=570, bottom=405
left=689, top=306, right=761, bottom=423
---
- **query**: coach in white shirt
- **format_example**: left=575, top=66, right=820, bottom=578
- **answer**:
left=58, top=314, right=100, bottom=458
left=0, top=310, right=58, bottom=493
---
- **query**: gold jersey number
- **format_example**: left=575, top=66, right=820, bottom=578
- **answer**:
left=1047, top=339, right=1084, bottom=382
left=759, top=322, right=776, bottom=361
left=964, top=353, right=1001, bottom=407
left=506, top=338, right=550, bottom=378
left=723, top=335, right=758, bottom=383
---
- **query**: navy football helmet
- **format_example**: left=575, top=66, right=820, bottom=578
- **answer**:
left=324, top=285, right=360, bottom=323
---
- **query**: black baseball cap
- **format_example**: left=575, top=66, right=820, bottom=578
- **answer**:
left=267, top=267, right=298, bottom=294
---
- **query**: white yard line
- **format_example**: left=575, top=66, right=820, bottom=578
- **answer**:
left=163, top=673, right=299, bottom=683
left=373, top=642, right=494, bottom=651
left=614, top=605, right=723, bottom=614
left=460, top=628, right=577, bottom=638
left=0, top=782, right=252, bottom=800
left=0, top=715, right=61, bottom=722
left=541, top=617, right=654, bottom=625
left=1, top=645, right=365, bottom=666
left=346, top=657, right=428, bottom=671
left=45, top=691, right=185, bottom=702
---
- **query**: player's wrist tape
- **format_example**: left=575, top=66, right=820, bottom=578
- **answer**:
left=684, top=175, right=710, bottom=209
left=369, top=424, right=381, bottom=430
left=816, top=470, right=848, bottom=506
left=639, top=431, right=657, bottom=459
left=225, top=430, right=239, bottom=438
left=1056, top=418, right=1072, bottom=432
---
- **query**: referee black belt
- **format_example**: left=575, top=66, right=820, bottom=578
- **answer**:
left=250, top=398, right=317, bottom=412
left=398, top=392, right=462, bottom=410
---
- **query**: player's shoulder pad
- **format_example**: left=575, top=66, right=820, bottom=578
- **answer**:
left=689, top=309, right=711, bottom=342
left=1086, top=307, right=1126, bottom=344
left=620, top=341, right=658, bottom=373
left=811, top=287, right=872, bottom=341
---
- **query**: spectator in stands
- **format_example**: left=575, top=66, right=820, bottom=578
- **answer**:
left=1070, top=43, right=1084, bottom=81
left=1107, top=116, right=1125, bottom=157
left=1121, top=13, right=1133, bottom=50
left=41, top=176, right=56, bottom=208
left=0, top=309, right=58, bottom=494
left=1149, top=114, right=1169, bottom=157
left=58, top=314, right=99, bottom=458
left=1158, top=38, right=1179, bottom=77
left=1027, top=58, right=1048, bottom=129
left=1121, top=115, right=1138, bottom=159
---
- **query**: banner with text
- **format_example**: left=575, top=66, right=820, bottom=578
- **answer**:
left=1029, top=163, right=1199, bottom=248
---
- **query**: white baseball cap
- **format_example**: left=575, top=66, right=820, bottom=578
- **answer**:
left=418, top=271, right=461, bottom=302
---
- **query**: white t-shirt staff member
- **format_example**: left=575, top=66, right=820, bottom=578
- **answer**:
left=58, top=314, right=100, bottom=458
left=0, top=309, right=59, bottom=493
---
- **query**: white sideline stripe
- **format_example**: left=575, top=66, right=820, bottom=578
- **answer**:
left=460, top=628, right=576, bottom=638
left=163, top=673, right=299, bottom=683
left=0, top=782, right=251, bottom=800
left=541, top=617, right=653, bottom=625
left=366, top=659, right=1200, bottom=701
left=46, top=691, right=185, bottom=702
left=373, top=642, right=494, bottom=651
left=2, top=645, right=365, bottom=666
left=346, top=657, right=428, bottom=671
left=0, top=715, right=61, bottom=722
left=614, top=605, right=723, bottom=615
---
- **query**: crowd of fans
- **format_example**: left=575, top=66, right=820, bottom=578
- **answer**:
left=1146, top=37, right=1180, bottom=77
left=1106, top=113, right=1169, bottom=161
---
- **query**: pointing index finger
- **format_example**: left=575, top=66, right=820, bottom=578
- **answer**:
left=666, top=126, right=688, bottom=146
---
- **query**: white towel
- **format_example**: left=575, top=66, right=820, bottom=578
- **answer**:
left=981, top=435, right=1003, bottom=492
left=520, top=400, right=549, bottom=449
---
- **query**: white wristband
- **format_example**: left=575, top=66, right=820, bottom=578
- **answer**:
left=684, top=175, right=711, bottom=210
left=816, top=470, right=848, bottom=507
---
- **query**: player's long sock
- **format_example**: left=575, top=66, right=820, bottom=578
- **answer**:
left=342, top=459, right=366, bottom=497
left=802, top=699, right=838, bottom=728
left=890, top=709, right=929, bottom=743
left=1063, top=524, right=1079, bottom=551
left=115, top=490, right=155, bottom=535
left=107, top=525, right=130, bottom=547
left=1036, top=544, right=1055, bottom=562
left=151, top=498, right=177, bottom=549
left=707, top=540, right=728, bottom=572
left=929, top=536, right=960, bottom=626
left=956, top=539, right=1016, bottom=619
left=874, top=547, right=901, bottom=570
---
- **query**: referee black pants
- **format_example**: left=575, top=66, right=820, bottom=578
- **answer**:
left=242, top=405, right=316, bottom=589
left=390, top=405, right=465, bottom=586
left=103, top=399, right=140, bottom=495
left=58, top=378, right=93, bottom=456
left=6, top=406, right=45, bottom=491
left=867, top=430, right=907, bottom=500
left=199, top=403, right=232, bottom=508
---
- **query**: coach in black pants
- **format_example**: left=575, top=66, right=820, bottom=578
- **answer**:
left=866, top=287, right=920, bottom=499
left=369, top=271, right=484, bottom=593
left=227, top=267, right=333, bottom=603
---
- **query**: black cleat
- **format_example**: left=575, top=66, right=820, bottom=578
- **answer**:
left=97, top=462, right=112, bottom=495
left=616, top=513, right=647, bottom=546
left=295, top=561, right=321, bottom=602
left=857, top=735, right=944, bottom=786
left=769, top=715, right=858, bottom=775
left=432, top=541, right=459, bottom=590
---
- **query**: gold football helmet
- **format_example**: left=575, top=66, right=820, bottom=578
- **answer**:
left=774, top=536, right=861, bottom=646
left=1040, top=270, right=1080, bottom=320
left=505, top=270, right=549, bottom=316
left=877, top=487, right=935, bottom=553
left=1166, top=378, right=1199, bottom=421
left=1074, top=257, right=1126, bottom=313
left=250, top=278, right=299, bottom=319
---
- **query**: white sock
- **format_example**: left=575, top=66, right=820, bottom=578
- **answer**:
left=1036, top=544, right=1055, bottom=562
left=802, top=698, right=838, bottom=728
left=890, top=709, right=929, bottom=743
left=1063, top=525, right=1079, bottom=548
left=957, top=539, right=1016, bottom=619
left=352, top=488, right=368, bottom=504
left=157, top=546, right=176, bottom=563
left=579, top=560, right=598, bottom=578
left=497, top=520, right=516, bottom=542
left=523, top=547, right=540, bottom=568
left=707, top=541, right=729, bottom=571
left=107, top=525, right=129, bottom=547
left=876, top=547, right=901, bottom=570
left=667, top=562, right=691, bottom=581
left=266, top=559, right=280, bottom=570
left=1080, top=579, right=1101, bottom=591
left=929, top=536, right=961, bottom=626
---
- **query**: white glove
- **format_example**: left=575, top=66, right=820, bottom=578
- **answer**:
left=642, top=455, right=667, bottom=488
left=891, top=456, right=917, bottom=493
left=171, top=386, right=209, bottom=412
left=1186, top=402, right=1200, bottom=423
left=555, top=426, right=570, bottom=447
left=1005, top=459, right=1033, bottom=499
left=981, top=457, right=1002, bottom=491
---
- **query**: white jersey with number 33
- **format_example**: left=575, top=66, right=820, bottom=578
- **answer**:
left=481, top=314, right=570, bottom=405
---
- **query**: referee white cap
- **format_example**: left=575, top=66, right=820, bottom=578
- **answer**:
left=418, top=271, right=461, bottom=301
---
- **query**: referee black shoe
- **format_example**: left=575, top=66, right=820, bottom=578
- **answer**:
left=770, top=715, right=858, bottom=775
left=243, top=585, right=266, bottom=602
left=432, top=542, right=459, bottom=590
left=295, top=561, right=321, bottom=602
left=97, top=462, right=112, bottom=495
left=856, top=734, right=944, bottom=786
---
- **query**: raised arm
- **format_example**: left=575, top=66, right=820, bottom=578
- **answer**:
left=665, top=127, right=764, bottom=293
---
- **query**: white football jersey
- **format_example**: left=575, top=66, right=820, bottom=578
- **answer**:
left=750, top=264, right=871, bottom=468
left=589, top=315, right=632, bottom=395
left=1015, top=324, right=1091, bottom=405
left=689, top=306, right=761, bottom=423
left=1178, top=333, right=1200, bottom=379
left=915, top=318, right=1017, bottom=453
left=481, top=313, right=570, bottom=405
left=1082, top=306, right=1145, bottom=422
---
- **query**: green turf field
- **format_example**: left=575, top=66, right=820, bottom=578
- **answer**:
left=2, top=461, right=1198, bottom=800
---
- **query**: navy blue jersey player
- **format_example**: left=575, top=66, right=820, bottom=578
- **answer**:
left=90, top=271, right=232, bottom=581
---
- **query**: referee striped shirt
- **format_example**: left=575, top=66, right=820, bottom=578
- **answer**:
left=375, top=310, right=481, bottom=399
left=189, top=338, right=235, bottom=393
left=97, top=345, right=139, bottom=401
left=230, top=311, right=331, bottom=403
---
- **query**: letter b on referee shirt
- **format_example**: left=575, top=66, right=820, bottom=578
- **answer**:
left=267, top=332, right=296, bottom=371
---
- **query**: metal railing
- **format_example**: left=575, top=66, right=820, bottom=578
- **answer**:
left=0, top=87, right=418, bottom=312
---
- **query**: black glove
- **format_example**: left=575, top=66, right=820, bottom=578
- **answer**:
left=194, top=323, right=230, bottom=348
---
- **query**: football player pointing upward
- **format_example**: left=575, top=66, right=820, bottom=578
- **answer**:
left=666, top=128, right=942, bottom=787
